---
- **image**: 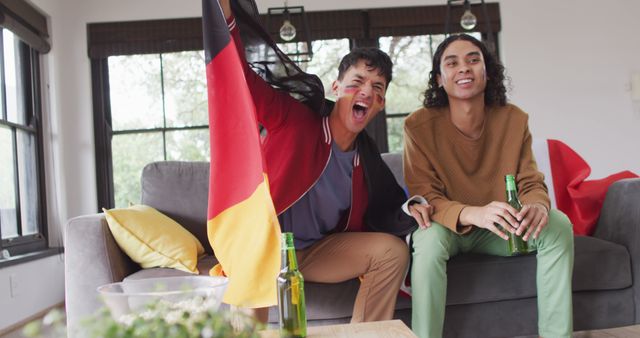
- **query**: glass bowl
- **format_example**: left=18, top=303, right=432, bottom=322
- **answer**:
left=97, top=275, right=228, bottom=319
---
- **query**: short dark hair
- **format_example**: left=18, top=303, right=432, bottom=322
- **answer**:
left=423, top=34, right=507, bottom=108
left=337, top=47, right=393, bottom=86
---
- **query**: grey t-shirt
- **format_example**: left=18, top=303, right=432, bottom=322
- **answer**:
left=278, top=142, right=355, bottom=249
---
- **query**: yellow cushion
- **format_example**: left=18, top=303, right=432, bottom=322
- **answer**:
left=103, top=205, right=205, bottom=274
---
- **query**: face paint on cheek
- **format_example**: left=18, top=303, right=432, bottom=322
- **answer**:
left=343, top=87, right=358, bottom=96
left=372, top=94, right=385, bottom=111
left=336, top=91, right=355, bottom=113
left=337, top=87, right=357, bottom=109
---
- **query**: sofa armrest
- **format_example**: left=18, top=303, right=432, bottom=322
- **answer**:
left=64, top=214, right=139, bottom=333
left=592, top=178, right=640, bottom=323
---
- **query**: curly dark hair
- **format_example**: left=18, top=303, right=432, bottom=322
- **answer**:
left=423, top=34, right=507, bottom=108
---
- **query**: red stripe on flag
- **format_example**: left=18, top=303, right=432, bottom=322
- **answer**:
left=203, top=0, right=280, bottom=307
left=206, top=40, right=264, bottom=220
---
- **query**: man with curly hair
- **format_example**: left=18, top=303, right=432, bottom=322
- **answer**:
left=403, top=34, right=574, bottom=338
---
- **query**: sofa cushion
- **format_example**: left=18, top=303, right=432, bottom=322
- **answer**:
left=124, top=236, right=630, bottom=322
left=446, top=235, right=631, bottom=305
left=103, top=204, right=205, bottom=274
left=141, top=161, right=211, bottom=254
left=572, top=236, right=632, bottom=290
left=381, top=152, right=405, bottom=188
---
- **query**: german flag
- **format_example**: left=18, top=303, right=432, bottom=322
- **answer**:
left=202, top=0, right=280, bottom=307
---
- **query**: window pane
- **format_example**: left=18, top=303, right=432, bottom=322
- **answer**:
left=162, top=51, right=208, bottom=128
left=112, top=133, right=164, bottom=208
left=17, top=130, right=39, bottom=235
left=380, top=35, right=437, bottom=116
left=380, top=34, right=453, bottom=153
left=386, top=116, right=406, bottom=154
left=166, top=129, right=210, bottom=161
left=276, top=41, right=311, bottom=64
left=109, top=55, right=163, bottom=131
left=4, top=30, right=27, bottom=125
left=0, top=126, right=18, bottom=239
left=278, top=39, right=350, bottom=96
left=305, top=39, right=350, bottom=96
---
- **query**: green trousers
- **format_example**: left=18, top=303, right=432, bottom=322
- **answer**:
left=411, top=209, right=574, bottom=338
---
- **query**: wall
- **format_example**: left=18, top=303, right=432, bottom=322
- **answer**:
left=1, top=0, right=638, bottom=330
left=501, top=0, right=640, bottom=179
left=0, top=254, right=65, bottom=330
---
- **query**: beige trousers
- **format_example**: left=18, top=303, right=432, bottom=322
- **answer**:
left=296, top=232, right=410, bottom=322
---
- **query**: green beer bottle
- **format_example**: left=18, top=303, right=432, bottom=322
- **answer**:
left=505, top=175, right=529, bottom=255
left=277, top=232, right=307, bottom=337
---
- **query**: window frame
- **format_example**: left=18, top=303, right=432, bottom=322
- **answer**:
left=92, top=52, right=213, bottom=209
left=0, top=30, right=49, bottom=257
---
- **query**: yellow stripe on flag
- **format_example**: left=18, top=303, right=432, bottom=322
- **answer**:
left=207, top=174, right=281, bottom=308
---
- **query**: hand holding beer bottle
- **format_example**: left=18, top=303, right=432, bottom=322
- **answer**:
left=504, top=174, right=531, bottom=255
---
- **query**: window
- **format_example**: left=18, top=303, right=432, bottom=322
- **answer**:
left=90, top=5, right=500, bottom=209
left=108, top=51, right=209, bottom=207
left=0, top=9, right=50, bottom=257
left=103, top=40, right=349, bottom=209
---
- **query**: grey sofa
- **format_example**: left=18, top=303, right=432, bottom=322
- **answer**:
left=65, top=154, right=640, bottom=337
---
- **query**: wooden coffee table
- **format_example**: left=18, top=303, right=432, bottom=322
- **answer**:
left=260, top=319, right=417, bottom=338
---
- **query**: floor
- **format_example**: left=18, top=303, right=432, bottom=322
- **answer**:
left=0, top=305, right=64, bottom=338
left=514, top=324, right=640, bottom=338
left=2, top=320, right=640, bottom=337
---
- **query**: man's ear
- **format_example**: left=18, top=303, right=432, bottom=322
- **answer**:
left=331, top=80, right=339, bottom=97
left=437, top=74, right=443, bottom=87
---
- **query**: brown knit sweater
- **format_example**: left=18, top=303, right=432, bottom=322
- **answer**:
left=403, top=103, right=550, bottom=234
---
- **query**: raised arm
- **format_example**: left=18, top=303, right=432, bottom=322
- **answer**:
left=215, top=0, right=294, bottom=130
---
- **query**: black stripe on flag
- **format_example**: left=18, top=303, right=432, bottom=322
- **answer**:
left=202, top=0, right=231, bottom=65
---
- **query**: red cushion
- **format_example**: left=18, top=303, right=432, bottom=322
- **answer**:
left=548, top=139, right=638, bottom=235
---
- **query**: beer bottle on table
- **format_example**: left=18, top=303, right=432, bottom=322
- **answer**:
left=277, top=232, right=307, bottom=338
left=505, top=175, right=529, bottom=256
